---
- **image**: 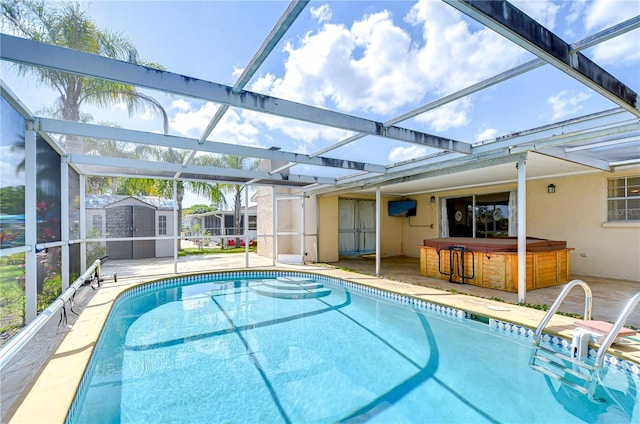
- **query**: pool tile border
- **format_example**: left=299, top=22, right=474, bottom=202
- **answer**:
left=65, top=270, right=640, bottom=423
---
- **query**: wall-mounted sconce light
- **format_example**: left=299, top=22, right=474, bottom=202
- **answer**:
left=547, top=184, right=556, bottom=194
left=430, top=196, right=436, bottom=204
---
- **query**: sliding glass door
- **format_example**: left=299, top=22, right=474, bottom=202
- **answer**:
left=444, top=192, right=510, bottom=238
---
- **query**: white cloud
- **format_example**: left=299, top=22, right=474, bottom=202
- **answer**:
left=579, top=0, right=640, bottom=65
left=416, top=98, right=472, bottom=132
left=591, top=31, right=640, bottom=66
left=310, top=4, right=332, bottom=23
left=476, top=128, right=498, bottom=142
left=407, top=0, right=525, bottom=95
left=232, top=65, right=244, bottom=80
left=241, top=109, right=354, bottom=153
left=138, top=108, right=156, bottom=121
left=510, top=0, right=560, bottom=30
left=171, top=98, right=191, bottom=111
left=583, top=0, right=638, bottom=31
left=249, top=1, right=526, bottom=142
left=169, top=101, right=261, bottom=146
left=388, top=145, right=428, bottom=163
left=565, top=0, right=589, bottom=28
left=0, top=145, right=25, bottom=187
left=548, top=90, right=591, bottom=120
left=208, top=109, right=262, bottom=148
left=170, top=101, right=215, bottom=137
left=259, top=11, right=421, bottom=115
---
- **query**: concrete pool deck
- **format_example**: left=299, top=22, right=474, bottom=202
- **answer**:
left=3, top=253, right=640, bottom=423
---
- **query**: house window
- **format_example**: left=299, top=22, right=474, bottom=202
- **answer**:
left=92, top=215, right=102, bottom=236
left=158, top=215, right=167, bottom=235
left=607, top=176, right=640, bottom=222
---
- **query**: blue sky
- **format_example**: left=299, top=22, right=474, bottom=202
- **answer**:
left=1, top=0, right=639, bottom=205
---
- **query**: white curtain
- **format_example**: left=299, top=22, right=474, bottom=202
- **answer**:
left=440, top=199, right=449, bottom=238
left=508, top=190, right=517, bottom=237
left=338, top=199, right=356, bottom=254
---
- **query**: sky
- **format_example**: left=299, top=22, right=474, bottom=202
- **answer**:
left=1, top=0, right=639, bottom=206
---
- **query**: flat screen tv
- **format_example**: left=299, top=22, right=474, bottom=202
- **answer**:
left=388, top=199, right=417, bottom=217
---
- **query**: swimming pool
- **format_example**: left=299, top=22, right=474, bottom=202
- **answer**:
left=67, top=271, right=639, bottom=423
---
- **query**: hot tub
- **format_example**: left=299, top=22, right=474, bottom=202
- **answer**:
left=417, top=237, right=573, bottom=291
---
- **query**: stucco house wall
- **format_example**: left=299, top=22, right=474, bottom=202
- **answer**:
left=526, top=170, right=639, bottom=281
left=313, top=170, right=639, bottom=282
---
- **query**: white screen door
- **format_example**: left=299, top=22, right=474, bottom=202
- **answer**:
left=338, top=198, right=376, bottom=255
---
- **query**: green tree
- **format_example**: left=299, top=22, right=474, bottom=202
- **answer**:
left=1, top=0, right=168, bottom=139
left=214, top=155, right=259, bottom=242
left=127, top=146, right=226, bottom=246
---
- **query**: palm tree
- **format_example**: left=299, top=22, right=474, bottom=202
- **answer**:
left=132, top=146, right=226, bottom=246
left=214, top=155, right=259, bottom=243
left=1, top=0, right=168, bottom=142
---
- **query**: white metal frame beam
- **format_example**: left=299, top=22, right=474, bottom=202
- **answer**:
left=67, top=154, right=336, bottom=186
left=0, top=34, right=471, bottom=154
left=443, top=0, right=639, bottom=117
left=37, top=118, right=386, bottom=174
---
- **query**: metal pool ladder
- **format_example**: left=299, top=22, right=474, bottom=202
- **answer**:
left=529, top=279, right=640, bottom=399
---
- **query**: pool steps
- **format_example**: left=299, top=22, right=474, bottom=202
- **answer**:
left=251, top=276, right=332, bottom=299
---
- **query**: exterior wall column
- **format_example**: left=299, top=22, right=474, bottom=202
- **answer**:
left=272, top=186, right=277, bottom=265
left=517, top=155, right=528, bottom=303
left=24, top=122, right=37, bottom=323
left=244, top=186, right=249, bottom=268
left=173, top=180, right=178, bottom=274
left=60, top=158, right=69, bottom=290
left=375, top=187, right=381, bottom=276
left=79, top=174, right=86, bottom=272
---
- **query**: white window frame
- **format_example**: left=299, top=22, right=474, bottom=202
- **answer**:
left=158, top=215, right=167, bottom=235
left=607, top=176, right=640, bottom=222
left=92, top=215, right=102, bottom=236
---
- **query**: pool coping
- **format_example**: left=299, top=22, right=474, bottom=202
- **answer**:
left=7, top=267, right=640, bottom=423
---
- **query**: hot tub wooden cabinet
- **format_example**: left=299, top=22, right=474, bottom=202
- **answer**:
left=417, top=237, right=573, bottom=292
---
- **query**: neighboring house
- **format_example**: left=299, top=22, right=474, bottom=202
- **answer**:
left=85, top=195, right=176, bottom=259
left=182, top=207, right=257, bottom=244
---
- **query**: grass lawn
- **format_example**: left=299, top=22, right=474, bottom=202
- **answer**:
left=179, top=245, right=257, bottom=256
left=0, top=254, right=26, bottom=343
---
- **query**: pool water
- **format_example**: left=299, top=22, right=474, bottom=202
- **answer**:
left=68, top=274, right=639, bottom=423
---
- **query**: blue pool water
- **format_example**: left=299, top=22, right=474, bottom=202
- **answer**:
left=68, top=272, right=639, bottom=423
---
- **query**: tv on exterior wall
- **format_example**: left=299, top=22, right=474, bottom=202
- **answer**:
left=388, top=199, right=417, bottom=217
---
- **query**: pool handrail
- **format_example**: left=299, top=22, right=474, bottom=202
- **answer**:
left=0, top=258, right=103, bottom=370
left=533, top=279, right=593, bottom=345
left=594, top=291, right=640, bottom=370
